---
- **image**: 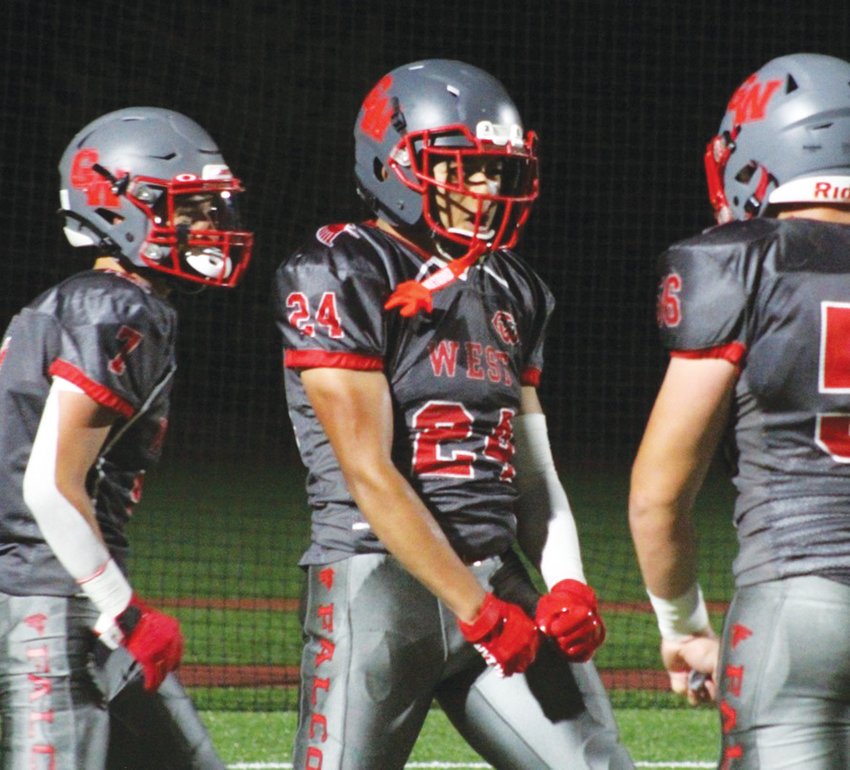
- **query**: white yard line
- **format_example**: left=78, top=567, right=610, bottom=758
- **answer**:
left=227, top=761, right=716, bottom=769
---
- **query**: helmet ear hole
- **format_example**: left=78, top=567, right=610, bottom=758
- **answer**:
left=735, top=162, right=758, bottom=184
left=94, top=208, right=124, bottom=225
left=372, top=157, right=389, bottom=182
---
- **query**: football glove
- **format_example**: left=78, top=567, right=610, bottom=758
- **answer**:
left=457, top=592, right=540, bottom=676
left=535, top=579, right=606, bottom=662
left=94, top=594, right=184, bottom=691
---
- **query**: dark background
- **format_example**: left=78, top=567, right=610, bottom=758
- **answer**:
left=3, top=0, right=849, bottom=468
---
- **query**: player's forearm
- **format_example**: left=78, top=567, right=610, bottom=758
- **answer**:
left=23, top=380, right=132, bottom=617
left=343, top=462, right=486, bottom=623
left=628, top=491, right=699, bottom=598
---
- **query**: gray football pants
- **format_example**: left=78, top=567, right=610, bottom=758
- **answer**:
left=293, top=553, right=634, bottom=769
left=0, top=592, right=224, bottom=769
left=718, top=575, right=850, bottom=769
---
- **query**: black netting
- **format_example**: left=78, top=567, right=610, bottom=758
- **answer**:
left=2, top=0, right=848, bottom=710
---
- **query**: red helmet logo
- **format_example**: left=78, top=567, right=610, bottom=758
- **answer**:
left=70, top=148, right=123, bottom=207
left=360, top=75, right=395, bottom=142
left=726, top=74, right=782, bottom=125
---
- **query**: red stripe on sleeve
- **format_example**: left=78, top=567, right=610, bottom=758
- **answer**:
left=48, top=359, right=135, bottom=419
left=284, top=349, right=384, bottom=371
left=520, top=367, right=542, bottom=387
left=670, top=341, right=747, bottom=366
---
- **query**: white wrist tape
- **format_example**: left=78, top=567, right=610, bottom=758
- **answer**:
left=514, top=412, right=585, bottom=586
left=78, top=558, right=133, bottom=618
left=22, top=378, right=132, bottom=618
left=647, top=583, right=710, bottom=641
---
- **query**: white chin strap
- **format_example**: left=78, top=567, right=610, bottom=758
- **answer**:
left=185, top=248, right=233, bottom=279
left=768, top=175, right=850, bottom=206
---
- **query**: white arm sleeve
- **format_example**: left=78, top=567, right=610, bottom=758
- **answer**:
left=22, top=377, right=132, bottom=618
left=513, top=412, right=586, bottom=587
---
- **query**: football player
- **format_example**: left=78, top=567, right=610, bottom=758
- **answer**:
left=274, top=60, right=633, bottom=769
left=0, top=107, right=253, bottom=768
left=629, top=53, right=850, bottom=768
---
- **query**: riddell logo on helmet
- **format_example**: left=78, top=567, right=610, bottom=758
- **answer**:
left=726, top=74, right=782, bottom=124
left=814, top=181, right=850, bottom=200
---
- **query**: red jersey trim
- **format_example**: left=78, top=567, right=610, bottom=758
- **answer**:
left=521, top=367, right=542, bottom=387
left=670, top=341, right=747, bottom=366
left=284, top=349, right=384, bottom=371
left=48, top=359, right=135, bottom=419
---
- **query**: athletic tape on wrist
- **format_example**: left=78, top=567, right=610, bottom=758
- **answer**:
left=78, top=558, right=133, bottom=618
left=647, top=583, right=709, bottom=641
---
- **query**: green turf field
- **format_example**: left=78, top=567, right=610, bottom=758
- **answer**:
left=201, top=705, right=721, bottom=768
left=128, top=457, right=737, bottom=708
left=128, top=457, right=735, bottom=763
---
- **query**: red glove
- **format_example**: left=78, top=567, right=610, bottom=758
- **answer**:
left=96, top=595, right=184, bottom=691
left=457, top=592, right=540, bottom=676
left=535, top=579, right=606, bottom=662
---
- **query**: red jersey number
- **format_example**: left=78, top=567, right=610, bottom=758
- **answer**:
left=412, top=400, right=516, bottom=479
left=657, top=272, right=682, bottom=328
left=286, top=292, right=344, bottom=339
left=108, top=326, right=143, bottom=375
left=816, top=302, right=850, bottom=462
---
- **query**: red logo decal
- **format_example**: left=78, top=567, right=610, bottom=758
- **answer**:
left=309, top=713, right=328, bottom=742
left=814, top=181, right=850, bottom=201
left=359, top=74, right=395, bottom=142
left=70, top=148, right=124, bottom=208
left=730, top=623, right=752, bottom=649
left=719, top=699, right=737, bottom=733
left=314, top=638, right=335, bottom=667
left=492, top=311, right=519, bottom=346
left=0, top=336, right=10, bottom=368
left=24, top=614, right=48, bottom=636
left=429, top=341, right=459, bottom=377
left=720, top=744, right=744, bottom=769
left=316, top=223, right=358, bottom=246
left=310, top=677, right=329, bottom=706
left=724, top=664, right=744, bottom=697
left=726, top=75, right=782, bottom=125
left=318, top=568, right=334, bottom=591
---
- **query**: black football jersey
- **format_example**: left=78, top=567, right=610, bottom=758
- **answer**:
left=657, top=218, right=850, bottom=586
left=0, top=269, right=177, bottom=595
left=274, top=223, right=554, bottom=566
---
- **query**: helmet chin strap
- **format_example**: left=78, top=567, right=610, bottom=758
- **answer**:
left=384, top=238, right=487, bottom=318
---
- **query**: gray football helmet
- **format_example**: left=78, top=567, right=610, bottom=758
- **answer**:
left=58, top=107, right=253, bottom=287
left=706, top=53, right=850, bottom=223
left=354, top=59, right=538, bottom=252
